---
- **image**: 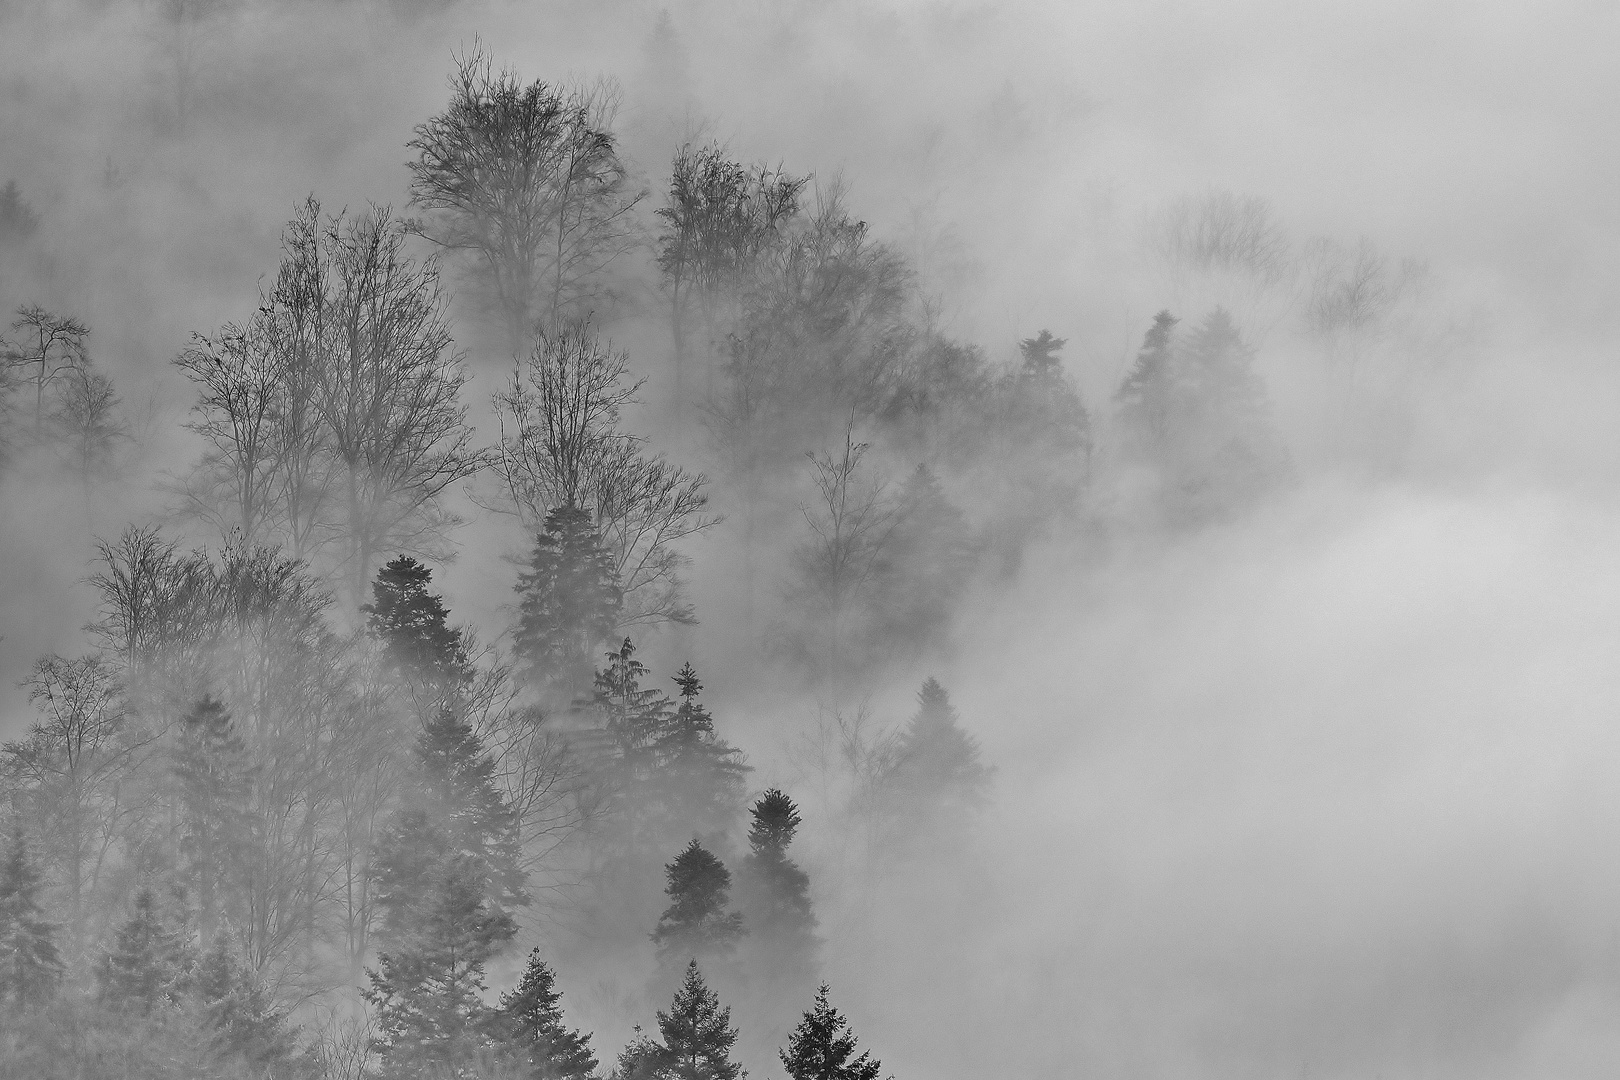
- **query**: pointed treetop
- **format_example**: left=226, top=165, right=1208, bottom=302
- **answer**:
left=748, top=789, right=802, bottom=859
left=1018, top=329, right=1066, bottom=378
left=779, top=984, right=883, bottom=1080
left=674, top=662, right=702, bottom=698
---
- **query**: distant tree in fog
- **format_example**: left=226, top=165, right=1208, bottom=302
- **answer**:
left=616, top=960, right=744, bottom=1080
left=657, top=142, right=805, bottom=402
left=649, top=665, right=750, bottom=842
left=496, top=320, right=715, bottom=629
left=651, top=839, right=745, bottom=968
left=96, top=888, right=193, bottom=1016
left=514, top=503, right=623, bottom=700
left=779, top=984, right=883, bottom=1080
left=363, top=555, right=474, bottom=710
left=5, top=305, right=87, bottom=443
left=0, top=828, right=62, bottom=1008
left=883, top=678, right=991, bottom=843
left=410, top=45, right=644, bottom=350
left=737, top=789, right=818, bottom=987
left=1115, top=309, right=1179, bottom=462
left=873, top=464, right=980, bottom=654
left=494, top=949, right=600, bottom=1080
left=0, top=180, right=39, bottom=245
left=51, top=356, right=129, bottom=490
left=171, top=696, right=254, bottom=943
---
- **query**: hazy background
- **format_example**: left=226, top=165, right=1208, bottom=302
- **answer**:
left=4, top=0, right=1620, bottom=1076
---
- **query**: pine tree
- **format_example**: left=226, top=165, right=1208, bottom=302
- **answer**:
left=651, top=839, right=745, bottom=966
left=98, top=888, right=194, bottom=1015
left=172, top=696, right=254, bottom=940
left=650, top=665, right=750, bottom=841
left=779, top=985, right=882, bottom=1080
left=496, top=949, right=599, bottom=1080
left=195, top=933, right=301, bottom=1074
left=1017, top=329, right=1066, bottom=380
left=887, top=678, right=992, bottom=837
left=365, top=856, right=516, bottom=1080
left=363, top=555, right=472, bottom=700
left=631, top=960, right=745, bottom=1080
left=738, top=790, right=818, bottom=981
left=0, top=827, right=62, bottom=1007
left=877, top=464, right=979, bottom=648
left=373, top=708, right=526, bottom=951
left=1115, top=309, right=1179, bottom=461
left=515, top=503, right=623, bottom=698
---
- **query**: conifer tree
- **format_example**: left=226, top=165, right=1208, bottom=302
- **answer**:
left=623, top=960, right=745, bottom=1080
left=172, top=696, right=254, bottom=939
left=98, top=888, right=194, bottom=1015
left=1115, top=309, right=1179, bottom=461
left=496, top=948, right=600, bottom=1080
left=195, top=933, right=302, bottom=1074
left=650, top=665, right=749, bottom=840
left=651, top=839, right=745, bottom=966
left=737, top=790, right=817, bottom=981
left=887, top=678, right=992, bottom=833
left=877, top=464, right=979, bottom=647
left=1017, top=329, right=1066, bottom=380
left=515, top=503, right=624, bottom=698
left=364, top=555, right=472, bottom=699
left=779, top=985, right=882, bottom=1080
left=0, top=827, right=62, bottom=1007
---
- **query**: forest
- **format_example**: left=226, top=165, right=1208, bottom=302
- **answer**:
left=2, top=1, right=1618, bottom=1079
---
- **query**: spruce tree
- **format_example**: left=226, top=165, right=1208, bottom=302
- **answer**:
left=737, top=790, right=817, bottom=981
left=651, top=839, right=745, bottom=966
left=779, top=985, right=882, bottom=1080
left=1115, top=309, right=1179, bottom=461
left=195, top=933, right=301, bottom=1074
left=878, top=465, right=979, bottom=647
left=887, top=678, right=992, bottom=838
left=515, top=503, right=623, bottom=697
left=496, top=949, right=599, bottom=1080
left=98, top=888, right=194, bottom=1015
left=363, top=555, right=472, bottom=700
left=650, top=665, right=750, bottom=841
left=1017, top=329, right=1066, bottom=380
left=172, top=696, right=254, bottom=940
left=636, top=960, right=745, bottom=1080
left=0, top=827, right=62, bottom=1007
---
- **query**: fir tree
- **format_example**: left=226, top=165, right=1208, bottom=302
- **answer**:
left=779, top=985, right=883, bottom=1080
left=887, top=678, right=992, bottom=834
left=650, top=665, right=750, bottom=841
left=172, top=696, right=254, bottom=939
left=626, top=960, right=745, bottom=1080
left=365, top=857, right=516, bottom=1080
left=651, top=839, right=745, bottom=966
left=877, top=464, right=979, bottom=647
left=738, top=790, right=818, bottom=981
left=1115, top=309, right=1179, bottom=461
left=98, top=888, right=194, bottom=1015
left=363, top=555, right=472, bottom=699
left=0, top=827, right=62, bottom=1007
left=195, top=933, right=302, bottom=1074
left=1017, top=329, right=1066, bottom=381
left=515, top=503, right=623, bottom=697
left=496, top=949, right=599, bottom=1080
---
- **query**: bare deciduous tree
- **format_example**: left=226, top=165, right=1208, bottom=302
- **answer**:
left=5, top=305, right=87, bottom=443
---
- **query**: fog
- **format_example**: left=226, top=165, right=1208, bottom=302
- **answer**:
left=2, top=1, right=1618, bottom=1078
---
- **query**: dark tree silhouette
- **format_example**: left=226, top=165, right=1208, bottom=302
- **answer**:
left=97, top=888, right=193, bottom=1015
left=649, top=665, right=749, bottom=840
left=496, top=948, right=600, bottom=1080
left=364, top=555, right=472, bottom=703
left=651, top=839, right=745, bottom=967
left=779, top=985, right=883, bottom=1080
left=514, top=503, right=623, bottom=698
left=738, top=789, right=818, bottom=982
left=1115, top=309, right=1179, bottom=461
left=0, top=828, right=62, bottom=1008
left=618, top=960, right=745, bottom=1080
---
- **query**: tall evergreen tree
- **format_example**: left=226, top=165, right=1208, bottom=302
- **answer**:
left=97, top=888, right=194, bottom=1015
left=0, top=827, right=62, bottom=1007
left=887, top=678, right=992, bottom=835
left=1115, top=309, right=1179, bottom=461
left=172, top=696, right=254, bottom=940
left=619, top=960, right=744, bottom=1080
left=515, top=503, right=624, bottom=698
left=651, top=839, right=745, bottom=966
left=737, top=790, right=817, bottom=981
left=779, top=985, right=882, bottom=1080
left=876, top=464, right=979, bottom=648
left=1017, top=329, right=1066, bottom=380
left=363, top=555, right=472, bottom=700
left=195, top=933, right=302, bottom=1074
left=496, top=948, right=599, bottom=1080
left=650, top=665, right=749, bottom=841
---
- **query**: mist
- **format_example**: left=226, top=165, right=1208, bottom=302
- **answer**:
left=2, top=1, right=1618, bottom=1078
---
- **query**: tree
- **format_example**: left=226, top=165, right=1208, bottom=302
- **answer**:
left=737, top=790, right=817, bottom=983
left=97, top=888, right=194, bottom=1016
left=495, top=319, right=715, bottom=629
left=656, top=142, right=804, bottom=402
left=514, top=503, right=623, bottom=699
left=50, top=355, right=128, bottom=490
left=496, top=949, right=599, bottom=1080
left=884, top=678, right=991, bottom=845
left=778, top=985, right=882, bottom=1080
left=622, top=960, right=745, bottom=1080
left=651, top=839, right=745, bottom=967
left=5, top=305, right=87, bottom=442
left=0, top=180, right=39, bottom=245
left=0, top=828, right=62, bottom=1008
left=409, top=46, right=644, bottom=349
left=195, top=933, right=303, bottom=1075
left=363, top=555, right=472, bottom=705
left=1115, top=309, right=1179, bottom=462
left=172, top=696, right=254, bottom=941
left=648, top=665, right=749, bottom=841
left=873, top=464, right=979, bottom=653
